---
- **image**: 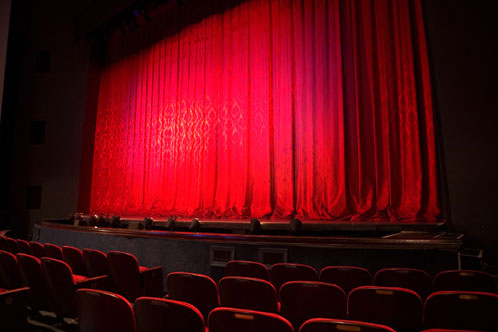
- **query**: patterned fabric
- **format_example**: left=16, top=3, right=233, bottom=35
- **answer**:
left=90, top=0, right=442, bottom=221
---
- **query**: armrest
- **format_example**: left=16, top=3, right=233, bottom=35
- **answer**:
left=76, top=275, right=109, bottom=291
left=141, top=266, right=164, bottom=297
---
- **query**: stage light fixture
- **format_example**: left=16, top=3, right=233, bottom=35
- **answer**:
left=88, top=215, right=98, bottom=227
left=250, top=218, right=261, bottom=234
left=165, top=216, right=176, bottom=231
left=144, top=217, right=154, bottom=230
left=189, top=218, right=200, bottom=232
left=289, top=218, right=302, bottom=235
left=111, top=215, right=121, bottom=228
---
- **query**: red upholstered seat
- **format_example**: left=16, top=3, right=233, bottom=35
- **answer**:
left=83, top=248, right=108, bottom=277
left=166, top=271, right=219, bottom=320
left=44, top=243, right=64, bottom=260
left=300, top=318, right=397, bottom=332
left=270, top=263, right=318, bottom=292
left=107, top=251, right=163, bottom=302
left=135, top=297, right=206, bottom=332
left=4, top=237, right=19, bottom=254
left=424, top=291, right=498, bottom=331
left=433, top=270, right=496, bottom=292
left=0, top=287, right=30, bottom=332
left=41, top=257, right=108, bottom=318
left=280, top=281, right=347, bottom=330
left=76, top=288, right=136, bottom=332
left=218, top=276, right=279, bottom=313
left=29, top=241, right=45, bottom=258
left=348, top=286, right=423, bottom=332
left=209, top=307, right=294, bottom=332
left=62, top=245, right=86, bottom=276
left=16, top=253, right=49, bottom=310
left=0, top=250, right=22, bottom=290
left=225, top=260, right=270, bottom=281
left=16, top=239, right=32, bottom=255
left=374, top=267, right=432, bottom=299
left=319, top=266, right=372, bottom=295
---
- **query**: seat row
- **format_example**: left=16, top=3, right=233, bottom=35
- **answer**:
left=225, top=260, right=498, bottom=298
left=76, top=287, right=498, bottom=332
left=166, top=271, right=498, bottom=331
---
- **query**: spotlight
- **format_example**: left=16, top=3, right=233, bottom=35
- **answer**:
left=144, top=217, right=154, bottom=230
left=111, top=215, right=121, bottom=228
left=189, top=218, right=200, bottom=232
left=165, top=216, right=176, bottom=231
left=289, top=218, right=302, bottom=235
left=250, top=218, right=261, bottom=234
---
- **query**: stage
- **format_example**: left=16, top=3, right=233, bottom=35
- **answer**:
left=34, top=218, right=462, bottom=287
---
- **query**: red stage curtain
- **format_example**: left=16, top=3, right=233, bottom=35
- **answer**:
left=90, top=0, right=442, bottom=221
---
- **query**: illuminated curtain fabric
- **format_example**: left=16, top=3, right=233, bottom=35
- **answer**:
left=90, top=0, right=442, bottom=221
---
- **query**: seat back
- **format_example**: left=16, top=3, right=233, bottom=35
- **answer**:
left=83, top=248, right=108, bottom=277
left=5, top=237, right=19, bottom=254
left=166, top=272, right=219, bottom=320
left=135, top=297, right=205, bottom=332
left=320, top=266, right=372, bottom=295
left=107, top=251, right=141, bottom=301
left=0, top=287, right=30, bottom=332
left=0, top=236, right=7, bottom=251
left=0, top=250, right=22, bottom=289
left=208, top=307, right=294, bottom=332
left=424, top=291, right=498, bottom=331
left=16, top=239, right=32, bottom=255
left=41, top=257, right=79, bottom=317
left=374, top=268, right=432, bottom=299
left=348, top=286, right=423, bottom=332
left=300, top=318, right=396, bottom=332
left=29, top=241, right=45, bottom=258
left=280, top=281, right=346, bottom=330
left=44, top=243, right=63, bottom=260
left=16, top=253, right=48, bottom=309
left=76, top=288, right=136, bottom=332
left=433, top=270, right=496, bottom=292
left=218, top=276, right=278, bottom=313
left=270, top=263, right=318, bottom=292
left=62, top=246, right=86, bottom=276
left=225, top=260, right=270, bottom=281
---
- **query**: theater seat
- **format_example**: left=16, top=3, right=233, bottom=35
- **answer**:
left=5, top=237, right=19, bottom=254
left=218, top=276, right=278, bottom=313
left=433, top=270, right=496, bottom=292
left=29, top=241, right=45, bottom=258
left=208, top=307, right=294, bottom=332
left=135, top=297, right=206, bottom=332
left=41, top=257, right=108, bottom=318
left=225, top=260, right=270, bottom=281
left=424, top=291, right=498, bottom=331
left=374, top=267, right=432, bottom=299
left=16, top=253, right=49, bottom=310
left=44, top=243, right=64, bottom=260
left=348, top=286, right=423, bottom=332
left=166, top=272, right=219, bottom=320
left=280, top=281, right=347, bottom=330
left=83, top=248, right=108, bottom=277
left=300, top=318, right=397, bottom=332
left=16, top=239, right=32, bottom=255
left=0, top=250, right=22, bottom=289
left=107, top=251, right=163, bottom=301
left=270, top=263, right=318, bottom=292
left=62, top=245, right=86, bottom=276
left=0, top=287, right=30, bottom=332
left=319, top=266, right=372, bottom=295
left=76, top=288, right=136, bottom=332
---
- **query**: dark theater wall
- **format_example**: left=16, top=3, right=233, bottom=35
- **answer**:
left=1, top=0, right=498, bottom=262
left=423, top=0, right=498, bottom=262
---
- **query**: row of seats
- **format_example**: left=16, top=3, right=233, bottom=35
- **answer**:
left=166, top=271, right=498, bottom=331
left=225, top=260, right=498, bottom=298
left=76, top=288, right=497, bottom=332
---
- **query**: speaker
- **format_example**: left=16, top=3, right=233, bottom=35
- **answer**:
left=144, top=217, right=154, bottom=230
left=111, top=215, right=121, bottom=228
left=289, top=218, right=302, bottom=235
left=250, top=218, right=261, bottom=234
left=165, top=216, right=176, bottom=231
